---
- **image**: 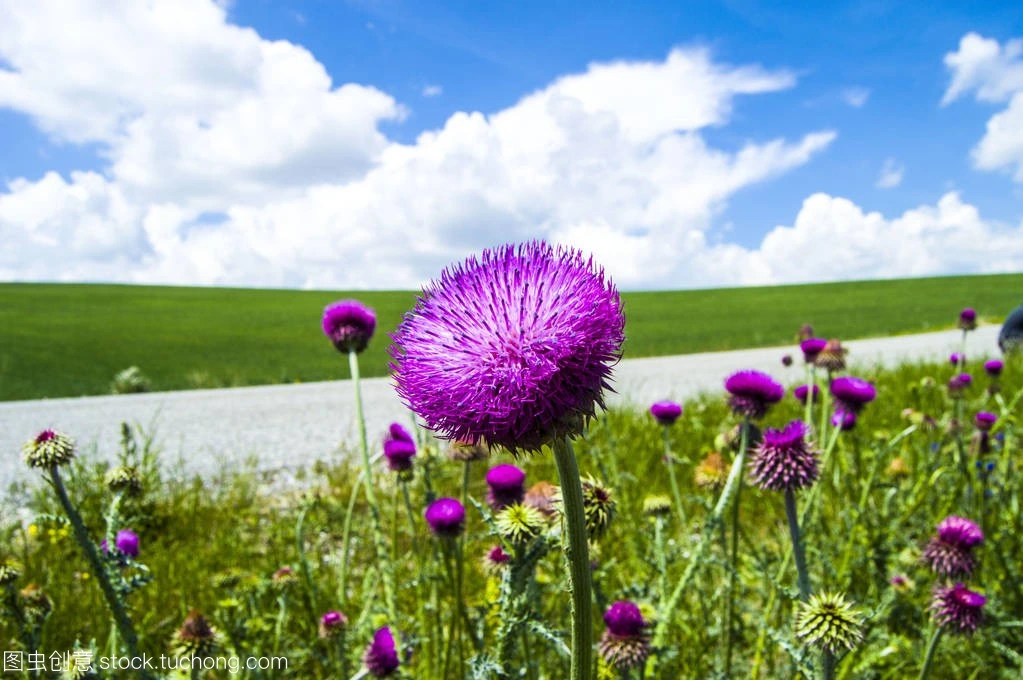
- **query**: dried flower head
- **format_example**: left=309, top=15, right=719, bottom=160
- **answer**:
left=322, top=300, right=376, bottom=354
left=642, top=494, right=672, bottom=518
left=649, top=400, right=683, bottom=426
left=814, top=339, right=847, bottom=372
left=958, top=307, right=977, bottom=331
left=485, top=463, right=527, bottom=510
left=363, top=626, right=400, bottom=677
left=495, top=503, right=547, bottom=546
left=319, top=610, right=348, bottom=639
left=922, top=516, right=983, bottom=578
left=795, top=591, right=864, bottom=655
left=390, top=241, right=625, bottom=454
left=105, top=466, right=143, bottom=496
left=599, top=601, right=650, bottom=670
left=176, top=610, right=217, bottom=659
left=524, top=481, right=559, bottom=519
left=424, top=497, right=466, bottom=538
left=749, top=420, right=819, bottom=491
left=830, top=376, right=876, bottom=414
left=930, top=583, right=986, bottom=635
left=800, top=338, right=828, bottom=364
left=694, top=452, right=728, bottom=490
left=724, top=370, right=784, bottom=420
left=24, top=429, right=75, bottom=468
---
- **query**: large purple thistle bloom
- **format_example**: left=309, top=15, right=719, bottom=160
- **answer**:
left=382, top=423, right=416, bottom=472
left=724, top=370, right=784, bottom=420
left=749, top=420, right=819, bottom=491
left=930, top=583, right=986, bottom=635
left=363, top=626, right=400, bottom=677
left=830, top=376, right=876, bottom=414
left=322, top=300, right=377, bottom=354
left=389, top=241, right=625, bottom=454
left=922, top=516, right=983, bottom=578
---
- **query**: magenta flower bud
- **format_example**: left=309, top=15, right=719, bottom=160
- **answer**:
left=649, top=400, right=683, bottom=426
left=930, top=583, right=986, bottom=635
left=922, top=516, right=983, bottom=578
left=830, top=376, right=876, bottom=414
left=948, top=373, right=972, bottom=396
left=599, top=601, right=650, bottom=669
left=831, top=410, right=857, bottom=431
left=958, top=308, right=977, bottom=331
left=724, top=370, right=784, bottom=420
left=800, top=338, right=828, bottom=364
left=793, top=384, right=819, bottom=405
left=115, top=529, right=139, bottom=558
left=319, top=610, right=348, bottom=638
left=485, top=464, right=526, bottom=510
left=749, top=420, right=819, bottom=491
left=949, top=352, right=966, bottom=366
left=424, top=497, right=466, bottom=538
left=322, top=300, right=376, bottom=354
left=383, top=423, right=417, bottom=473
left=975, top=411, right=997, bottom=432
left=363, top=626, right=400, bottom=677
left=983, top=359, right=1003, bottom=377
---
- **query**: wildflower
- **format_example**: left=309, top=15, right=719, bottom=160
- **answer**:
left=795, top=592, right=864, bottom=655
left=495, top=503, right=547, bottom=546
left=485, top=464, right=527, bottom=510
left=483, top=545, right=511, bottom=573
left=390, top=241, right=625, bottom=454
left=580, top=477, right=616, bottom=540
left=383, top=423, right=416, bottom=473
left=272, top=566, right=297, bottom=590
left=716, top=423, right=763, bottom=452
left=115, top=530, right=139, bottom=558
left=814, top=339, right=847, bottom=372
left=319, top=610, right=348, bottom=639
left=1000, top=304, right=1023, bottom=354
left=424, top=498, right=466, bottom=539
left=642, top=494, right=673, bottom=518
left=724, top=370, right=784, bottom=420
left=800, top=337, right=828, bottom=363
left=830, top=376, right=876, bottom=414
left=749, top=420, right=819, bottom=492
left=798, top=324, right=815, bottom=341
left=781, top=354, right=793, bottom=367
left=949, top=352, right=966, bottom=366
left=975, top=411, right=997, bottom=432
left=321, top=300, right=376, bottom=354
left=889, top=574, right=915, bottom=594
left=23, top=429, right=75, bottom=468
left=983, top=359, right=1003, bottom=377
left=930, top=583, right=986, bottom=635
left=176, top=610, right=217, bottom=659
left=105, top=466, right=143, bottom=496
left=649, top=400, right=683, bottom=426
left=0, top=560, right=21, bottom=586
left=363, top=626, right=400, bottom=677
left=922, top=516, right=983, bottom=578
left=958, top=307, right=977, bottom=331
left=694, top=452, right=728, bottom=490
left=523, top=481, right=559, bottom=519
left=948, top=373, right=972, bottom=397
left=793, top=384, right=819, bottom=404
left=831, top=410, right=857, bottom=431
left=599, top=601, right=650, bottom=670
left=448, top=439, right=490, bottom=462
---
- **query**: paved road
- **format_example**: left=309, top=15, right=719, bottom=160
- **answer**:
left=1, top=326, right=1000, bottom=493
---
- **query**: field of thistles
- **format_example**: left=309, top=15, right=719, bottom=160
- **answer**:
left=1, top=243, right=1021, bottom=679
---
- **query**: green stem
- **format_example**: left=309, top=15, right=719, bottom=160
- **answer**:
left=663, top=427, right=688, bottom=537
left=785, top=488, right=811, bottom=601
left=723, top=420, right=749, bottom=677
left=917, top=627, right=944, bottom=680
left=822, top=651, right=835, bottom=680
left=337, top=471, right=364, bottom=605
left=804, top=365, right=816, bottom=434
left=296, top=507, right=320, bottom=616
left=552, top=436, right=593, bottom=680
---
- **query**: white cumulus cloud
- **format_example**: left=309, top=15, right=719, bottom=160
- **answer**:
left=875, top=158, right=904, bottom=188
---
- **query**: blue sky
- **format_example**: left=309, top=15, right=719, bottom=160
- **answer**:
left=1, top=0, right=1022, bottom=288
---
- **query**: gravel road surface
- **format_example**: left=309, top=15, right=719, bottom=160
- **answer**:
left=1, top=326, right=1000, bottom=493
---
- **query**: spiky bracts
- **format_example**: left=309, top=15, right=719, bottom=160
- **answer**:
left=24, top=430, right=75, bottom=468
left=795, top=592, right=864, bottom=655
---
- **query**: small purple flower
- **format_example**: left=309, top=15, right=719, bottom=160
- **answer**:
left=604, top=601, right=645, bottom=637
left=485, top=464, right=527, bottom=510
left=724, top=370, right=784, bottom=420
left=975, top=411, right=997, bottom=432
left=599, top=601, right=650, bottom=670
left=319, top=610, right=348, bottom=638
left=831, top=410, right=857, bottom=431
left=390, top=241, right=625, bottom=454
left=793, top=384, right=819, bottom=405
left=922, top=516, right=983, bottom=578
left=930, top=583, right=986, bottom=635
left=649, top=400, right=683, bottom=426
left=486, top=544, right=511, bottom=567
left=115, top=529, right=139, bottom=558
left=424, top=498, right=466, bottom=538
left=830, top=376, right=876, bottom=414
left=949, top=352, right=966, bottom=366
left=800, top=338, right=828, bottom=364
left=322, top=300, right=377, bottom=354
left=383, top=423, right=416, bottom=473
left=363, top=626, right=400, bottom=677
left=749, top=420, right=819, bottom=491
left=984, top=359, right=1003, bottom=377
left=948, top=373, right=972, bottom=396
left=781, top=354, right=793, bottom=367
left=958, top=307, right=977, bottom=331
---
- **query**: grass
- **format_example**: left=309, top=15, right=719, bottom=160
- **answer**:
left=1, top=273, right=1021, bottom=401
left=2, top=355, right=1020, bottom=678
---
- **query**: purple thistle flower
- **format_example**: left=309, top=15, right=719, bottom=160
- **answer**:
left=922, top=516, right=983, bottom=578
left=322, top=300, right=376, bottom=354
left=319, top=610, right=348, bottom=638
left=424, top=497, right=466, bottom=538
left=389, top=241, right=625, bottom=454
left=984, top=359, right=1003, bottom=377
left=793, top=384, right=819, bottom=405
left=749, top=420, right=819, bottom=491
left=115, top=529, right=139, bottom=558
left=724, top=370, right=784, bottom=420
left=948, top=373, right=972, bottom=396
left=830, top=376, right=876, bottom=414
left=649, top=400, right=683, bottom=426
left=604, top=601, right=646, bottom=637
left=949, top=352, right=966, bottom=366
left=958, top=307, right=977, bottom=331
left=800, top=338, right=828, bottom=364
left=486, top=544, right=511, bottom=567
left=599, top=601, right=650, bottom=670
left=831, top=410, right=857, bottom=431
left=383, top=423, right=416, bottom=473
left=485, top=464, right=526, bottom=510
left=975, top=411, right=997, bottom=432
left=781, top=354, right=793, bottom=367
left=930, top=583, right=986, bottom=635
left=363, top=626, right=400, bottom=677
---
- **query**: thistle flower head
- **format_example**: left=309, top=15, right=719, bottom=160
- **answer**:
left=271, top=566, right=297, bottom=590
left=115, top=530, right=140, bottom=558
left=922, top=516, right=983, bottom=578
left=795, top=592, right=864, bottom=655
left=485, top=463, right=527, bottom=509
left=24, top=429, right=75, bottom=468
left=717, top=423, right=763, bottom=452
left=793, top=384, right=819, bottom=405
left=781, top=354, right=793, bottom=367
left=975, top=411, right=997, bottom=432
left=830, top=376, right=876, bottom=414
left=580, top=477, right=616, bottom=540
left=447, top=439, right=490, bottom=462
left=831, top=410, right=857, bottom=431
left=984, top=359, right=1003, bottom=377
left=363, top=626, right=400, bottom=677
left=523, top=481, right=558, bottom=519
left=642, top=494, right=672, bottom=518
left=105, top=466, right=143, bottom=496
left=649, top=400, right=683, bottom=426
left=424, top=497, right=465, bottom=538
left=176, top=610, right=217, bottom=659
left=724, top=370, right=784, bottom=420
left=949, top=352, right=966, bottom=366
left=930, top=583, right=986, bottom=635
left=958, top=307, right=977, bottom=331
left=319, top=610, right=348, bottom=639
left=390, top=241, right=624, bottom=454
left=383, top=423, right=417, bottom=473
left=599, top=601, right=650, bottom=670
left=813, top=339, right=847, bottom=372
left=0, top=560, right=21, bottom=586
left=749, top=420, right=819, bottom=491
left=494, top=503, right=546, bottom=546
left=889, top=574, right=915, bottom=594
left=483, top=544, right=511, bottom=573
left=800, top=338, right=828, bottom=363
left=694, top=452, right=728, bottom=490
left=322, top=300, right=376, bottom=354
left=948, top=373, right=972, bottom=396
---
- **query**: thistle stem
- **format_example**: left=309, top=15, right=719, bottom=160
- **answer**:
left=552, top=436, right=593, bottom=680
left=662, top=426, right=688, bottom=536
left=785, top=487, right=811, bottom=601
left=804, top=365, right=816, bottom=434
left=917, top=627, right=944, bottom=680
left=723, top=420, right=749, bottom=677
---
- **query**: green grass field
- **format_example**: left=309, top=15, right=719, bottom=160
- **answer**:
left=1, top=273, right=1020, bottom=401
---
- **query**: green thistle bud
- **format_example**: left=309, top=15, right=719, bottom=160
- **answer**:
left=642, top=494, right=672, bottom=518
left=495, top=503, right=546, bottom=546
left=0, top=560, right=21, bottom=586
left=105, top=466, right=143, bottom=496
left=271, top=566, right=298, bottom=590
left=23, top=430, right=75, bottom=468
left=795, top=591, right=864, bottom=655
left=581, top=477, right=616, bottom=540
